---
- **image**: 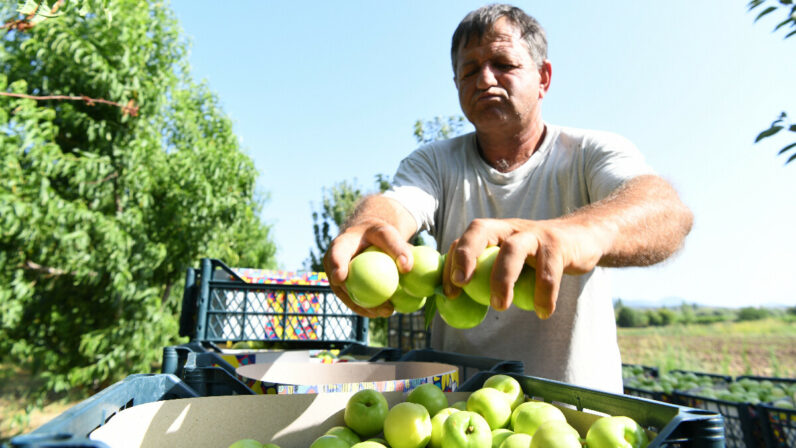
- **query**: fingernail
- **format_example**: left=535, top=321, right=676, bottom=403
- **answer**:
left=535, top=308, right=550, bottom=320
left=491, top=295, right=507, bottom=311
left=452, top=269, right=465, bottom=285
left=397, top=255, right=409, bottom=271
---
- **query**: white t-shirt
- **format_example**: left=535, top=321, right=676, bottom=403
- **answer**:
left=383, top=123, right=656, bottom=393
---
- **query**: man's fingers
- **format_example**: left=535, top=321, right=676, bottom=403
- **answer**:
left=489, top=237, right=532, bottom=310
left=442, top=241, right=462, bottom=298
left=450, top=219, right=512, bottom=288
left=533, top=248, right=563, bottom=319
left=362, top=224, right=414, bottom=273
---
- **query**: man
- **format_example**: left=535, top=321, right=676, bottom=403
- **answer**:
left=324, top=4, right=692, bottom=392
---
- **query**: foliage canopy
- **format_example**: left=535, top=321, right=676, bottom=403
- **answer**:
left=1, top=0, right=276, bottom=397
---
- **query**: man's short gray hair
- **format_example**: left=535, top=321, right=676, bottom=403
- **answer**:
left=451, top=4, right=548, bottom=74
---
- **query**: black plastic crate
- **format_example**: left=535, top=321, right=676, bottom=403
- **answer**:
left=461, top=371, right=725, bottom=447
left=623, top=363, right=668, bottom=402
left=12, top=371, right=724, bottom=447
left=387, top=309, right=431, bottom=351
left=8, top=374, right=199, bottom=448
left=737, top=375, right=796, bottom=448
left=179, top=258, right=368, bottom=345
left=399, top=348, right=523, bottom=384
left=160, top=344, right=522, bottom=396
left=675, top=390, right=759, bottom=448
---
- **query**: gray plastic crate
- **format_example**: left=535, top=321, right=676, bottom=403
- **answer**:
left=179, top=258, right=368, bottom=345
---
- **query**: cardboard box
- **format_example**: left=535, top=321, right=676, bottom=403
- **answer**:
left=88, top=391, right=621, bottom=447
left=235, top=361, right=459, bottom=394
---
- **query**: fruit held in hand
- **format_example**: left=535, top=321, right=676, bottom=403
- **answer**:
left=467, top=387, right=512, bottom=430
left=384, top=402, right=432, bottom=448
left=434, top=287, right=488, bottom=329
left=483, top=374, right=524, bottom=410
left=346, top=248, right=400, bottom=308
left=585, top=415, right=649, bottom=448
left=441, top=410, right=492, bottom=448
left=510, top=401, right=566, bottom=437
left=400, top=245, right=443, bottom=298
left=511, top=267, right=535, bottom=312
left=462, top=246, right=499, bottom=306
left=407, top=383, right=449, bottom=418
left=344, top=389, right=390, bottom=438
left=389, top=285, right=427, bottom=314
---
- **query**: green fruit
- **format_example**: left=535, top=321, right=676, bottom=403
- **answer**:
left=467, top=387, right=512, bottom=430
left=310, top=435, right=351, bottom=448
left=435, top=287, right=488, bottom=329
left=585, top=416, right=648, bottom=448
left=346, top=249, right=399, bottom=308
left=344, top=389, right=390, bottom=438
left=325, top=426, right=361, bottom=446
left=228, top=439, right=264, bottom=448
left=491, top=428, right=514, bottom=448
left=389, top=285, right=427, bottom=314
left=400, top=245, right=443, bottom=298
left=511, top=266, right=535, bottom=311
left=462, top=246, right=499, bottom=306
left=510, top=401, right=566, bottom=436
left=407, top=383, right=449, bottom=418
left=384, top=402, right=432, bottom=448
left=528, top=420, right=581, bottom=448
left=441, top=411, right=492, bottom=448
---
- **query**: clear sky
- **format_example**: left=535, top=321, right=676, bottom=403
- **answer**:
left=170, top=1, right=796, bottom=308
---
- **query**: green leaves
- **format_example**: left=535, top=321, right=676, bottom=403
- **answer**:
left=755, top=112, right=796, bottom=165
left=748, top=0, right=796, bottom=38
left=1, top=0, right=276, bottom=401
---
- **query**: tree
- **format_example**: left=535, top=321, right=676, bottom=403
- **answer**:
left=0, top=0, right=276, bottom=398
left=616, top=306, right=649, bottom=328
left=307, top=116, right=468, bottom=269
left=748, top=0, right=796, bottom=164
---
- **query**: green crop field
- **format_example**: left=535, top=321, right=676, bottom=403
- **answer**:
left=617, top=317, right=796, bottom=378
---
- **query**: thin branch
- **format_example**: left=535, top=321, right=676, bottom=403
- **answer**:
left=0, top=92, right=139, bottom=117
left=2, top=0, right=64, bottom=31
left=87, top=171, right=119, bottom=185
left=22, top=260, right=96, bottom=278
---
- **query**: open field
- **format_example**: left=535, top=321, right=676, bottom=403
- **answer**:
left=618, top=317, right=796, bottom=377
left=2, top=317, right=794, bottom=443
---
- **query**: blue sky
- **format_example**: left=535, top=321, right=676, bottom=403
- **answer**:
left=171, top=1, right=796, bottom=308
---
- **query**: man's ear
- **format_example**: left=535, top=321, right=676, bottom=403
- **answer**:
left=539, top=60, right=552, bottom=98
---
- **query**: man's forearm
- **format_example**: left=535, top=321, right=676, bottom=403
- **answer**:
left=562, top=175, right=693, bottom=267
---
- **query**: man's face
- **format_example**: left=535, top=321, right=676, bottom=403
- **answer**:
left=454, top=17, right=550, bottom=133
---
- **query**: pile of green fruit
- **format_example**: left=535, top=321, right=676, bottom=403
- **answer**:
left=229, top=374, right=651, bottom=448
left=693, top=378, right=796, bottom=408
left=347, top=245, right=536, bottom=329
left=622, top=366, right=726, bottom=395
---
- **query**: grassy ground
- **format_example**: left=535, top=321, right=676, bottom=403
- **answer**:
left=2, top=317, right=794, bottom=443
left=617, top=317, right=796, bottom=377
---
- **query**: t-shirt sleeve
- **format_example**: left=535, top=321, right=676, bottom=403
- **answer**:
left=382, top=146, right=440, bottom=235
left=584, top=131, right=657, bottom=202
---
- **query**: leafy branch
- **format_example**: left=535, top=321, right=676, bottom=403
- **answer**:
left=748, top=0, right=796, bottom=39
left=3, top=0, right=64, bottom=31
left=748, top=1, right=795, bottom=164
left=755, top=112, right=796, bottom=164
left=0, top=91, right=139, bottom=116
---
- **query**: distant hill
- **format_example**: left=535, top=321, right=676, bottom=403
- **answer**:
left=614, top=297, right=792, bottom=309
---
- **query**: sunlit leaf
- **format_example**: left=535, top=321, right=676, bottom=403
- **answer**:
left=756, top=6, right=778, bottom=21
left=755, top=125, right=783, bottom=142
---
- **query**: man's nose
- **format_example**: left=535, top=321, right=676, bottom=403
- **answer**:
left=476, top=64, right=498, bottom=89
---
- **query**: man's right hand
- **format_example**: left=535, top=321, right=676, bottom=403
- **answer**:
left=323, top=218, right=415, bottom=318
